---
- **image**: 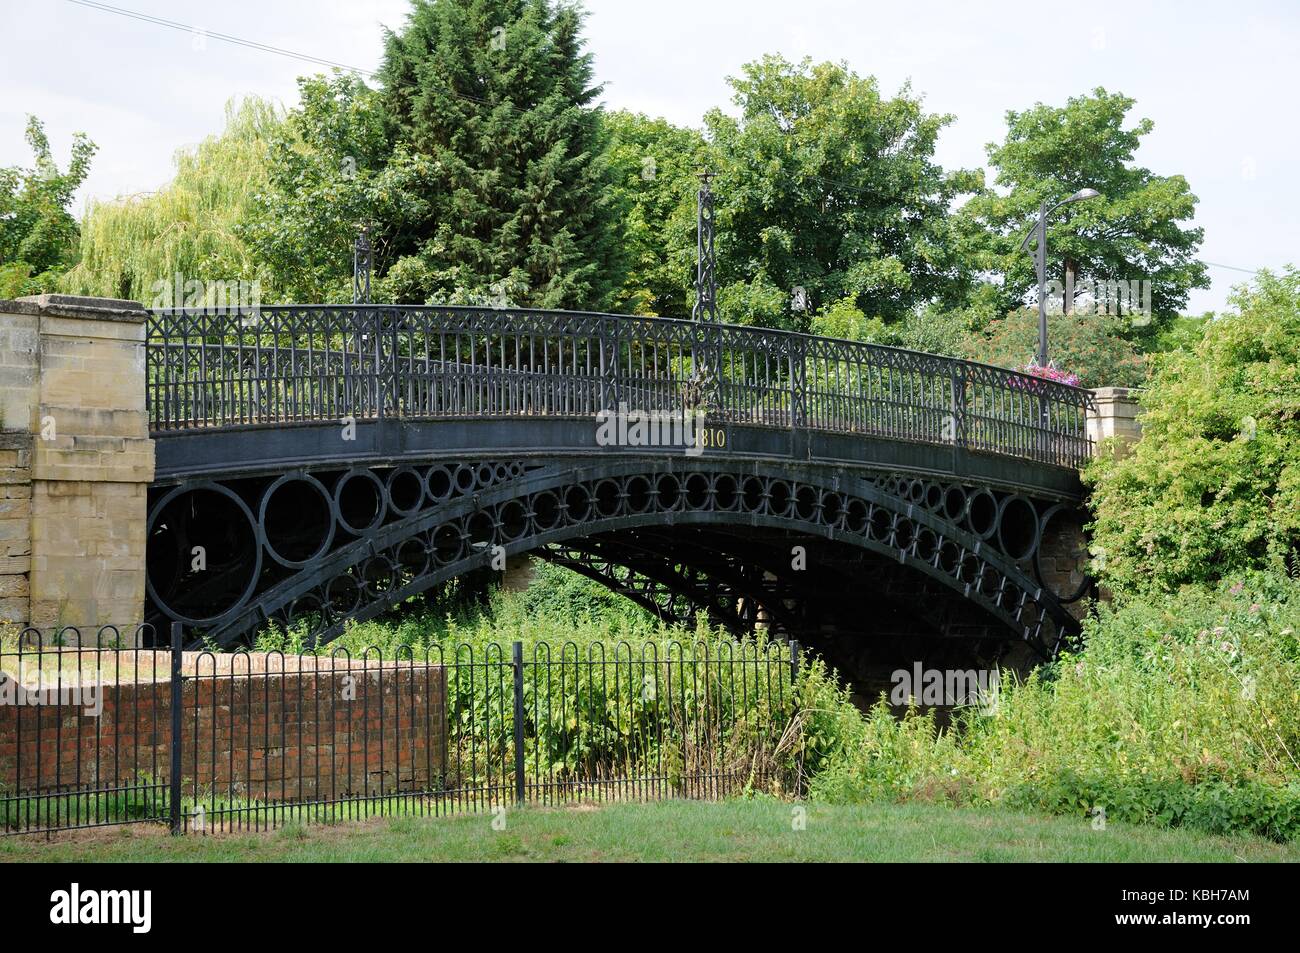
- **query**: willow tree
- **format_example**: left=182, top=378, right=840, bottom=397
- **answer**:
left=62, top=98, right=283, bottom=306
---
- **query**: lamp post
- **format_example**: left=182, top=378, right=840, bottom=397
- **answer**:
left=1019, top=188, right=1100, bottom=368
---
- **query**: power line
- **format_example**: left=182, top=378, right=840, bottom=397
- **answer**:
left=1199, top=260, right=1261, bottom=275
left=65, top=0, right=378, bottom=76
left=65, top=0, right=539, bottom=116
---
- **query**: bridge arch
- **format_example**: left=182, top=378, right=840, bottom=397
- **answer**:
left=146, top=456, right=1085, bottom=657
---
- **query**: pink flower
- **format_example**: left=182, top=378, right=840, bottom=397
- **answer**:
left=1012, top=364, right=1082, bottom=389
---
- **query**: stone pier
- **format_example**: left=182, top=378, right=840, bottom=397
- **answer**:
left=1086, top=386, right=1142, bottom=456
left=0, top=295, right=153, bottom=635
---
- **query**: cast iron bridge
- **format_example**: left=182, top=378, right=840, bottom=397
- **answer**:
left=145, top=305, right=1096, bottom=664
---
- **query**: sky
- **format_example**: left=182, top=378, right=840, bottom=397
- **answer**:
left=2, top=0, right=1297, bottom=315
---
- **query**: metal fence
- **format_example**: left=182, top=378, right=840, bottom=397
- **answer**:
left=146, top=305, right=1096, bottom=468
left=0, top=625, right=169, bottom=835
left=1, top=624, right=798, bottom=836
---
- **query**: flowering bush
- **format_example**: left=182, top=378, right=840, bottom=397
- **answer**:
left=1005, top=363, right=1082, bottom=391
left=1022, top=363, right=1081, bottom=387
left=963, top=308, right=1146, bottom=388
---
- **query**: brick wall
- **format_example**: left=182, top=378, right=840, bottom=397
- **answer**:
left=0, top=652, right=447, bottom=804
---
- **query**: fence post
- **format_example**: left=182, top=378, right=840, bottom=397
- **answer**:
left=788, top=337, right=808, bottom=459
left=512, top=640, right=526, bottom=807
left=950, top=362, right=968, bottom=473
left=788, top=639, right=800, bottom=695
left=950, top=362, right=968, bottom=449
left=169, top=621, right=183, bottom=835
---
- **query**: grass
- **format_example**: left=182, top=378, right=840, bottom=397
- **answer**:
left=3, top=799, right=1297, bottom=863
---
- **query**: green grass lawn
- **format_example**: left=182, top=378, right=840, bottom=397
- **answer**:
left=3, top=799, right=1297, bottom=862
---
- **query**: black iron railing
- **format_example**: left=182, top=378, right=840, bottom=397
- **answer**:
left=146, top=305, right=1097, bottom=468
left=2, top=625, right=796, bottom=836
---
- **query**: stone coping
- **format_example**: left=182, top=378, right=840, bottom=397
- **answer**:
left=0, top=648, right=441, bottom=686
left=1, top=294, right=148, bottom=323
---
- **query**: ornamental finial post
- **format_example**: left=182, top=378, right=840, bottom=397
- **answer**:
left=353, top=227, right=373, bottom=305
left=692, top=170, right=718, bottom=324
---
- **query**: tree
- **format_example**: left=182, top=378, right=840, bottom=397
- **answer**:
left=1085, top=268, right=1300, bottom=595
left=704, top=56, right=980, bottom=330
left=241, top=74, right=427, bottom=304
left=963, top=308, right=1146, bottom=388
left=376, top=0, right=625, bottom=309
left=62, top=99, right=278, bottom=304
left=604, top=110, right=710, bottom=317
left=0, top=116, right=95, bottom=298
left=958, top=88, right=1208, bottom=339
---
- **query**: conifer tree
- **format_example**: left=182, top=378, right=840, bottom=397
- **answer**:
left=378, top=0, right=624, bottom=310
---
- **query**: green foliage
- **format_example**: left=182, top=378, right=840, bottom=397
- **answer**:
left=1148, top=312, right=1214, bottom=354
left=241, top=74, right=423, bottom=304
left=715, top=271, right=789, bottom=328
left=957, top=87, right=1208, bottom=335
left=62, top=99, right=279, bottom=304
left=806, top=574, right=1300, bottom=840
left=509, top=559, right=656, bottom=624
left=604, top=110, right=710, bottom=316
left=249, top=562, right=1300, bottom=840
left=810, top=298, right=989, bottom=361
left=706, top=55, right=980, bottom=330
left=1004, top=775, right=1300, bottom=843
left=1085, top=269, right=1300, bottom=594
left=304, top=580, right=795, bottom=795
left=809, top=296, right=887, bottom=343
left=376, top=0, right=626, bottom=309
left=0, top=116, right=96, bottom=298
left=963, top=307, right=1146, bottom=387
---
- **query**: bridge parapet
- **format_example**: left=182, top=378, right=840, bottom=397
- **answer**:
left=146, top=304, right=1098, bottom=471
left=0, top=295, right=154, bottom=634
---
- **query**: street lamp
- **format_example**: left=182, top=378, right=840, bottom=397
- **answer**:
left=1019, top=188, right=1101, bottom=368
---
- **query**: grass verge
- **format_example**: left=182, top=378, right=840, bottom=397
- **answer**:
left=3, top=799, right=1297, bottom=863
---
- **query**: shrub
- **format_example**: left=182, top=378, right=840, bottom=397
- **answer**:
left=963, top=307, right=1146, bottom=387
left=803, top=573, right=1300, bottom=840
left=258, top=568, right=801, bottom=798
left=1085, top=268, right=1300, bottom=595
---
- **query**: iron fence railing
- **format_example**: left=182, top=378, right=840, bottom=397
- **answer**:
left=1, top=624, right=797, bottom=836
left=146, top=305, right=1097, bottom=468
left=0, top=625, right=170, bottom=835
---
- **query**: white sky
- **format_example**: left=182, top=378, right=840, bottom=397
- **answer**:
left=2, top=0, right=1297, bottom=314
